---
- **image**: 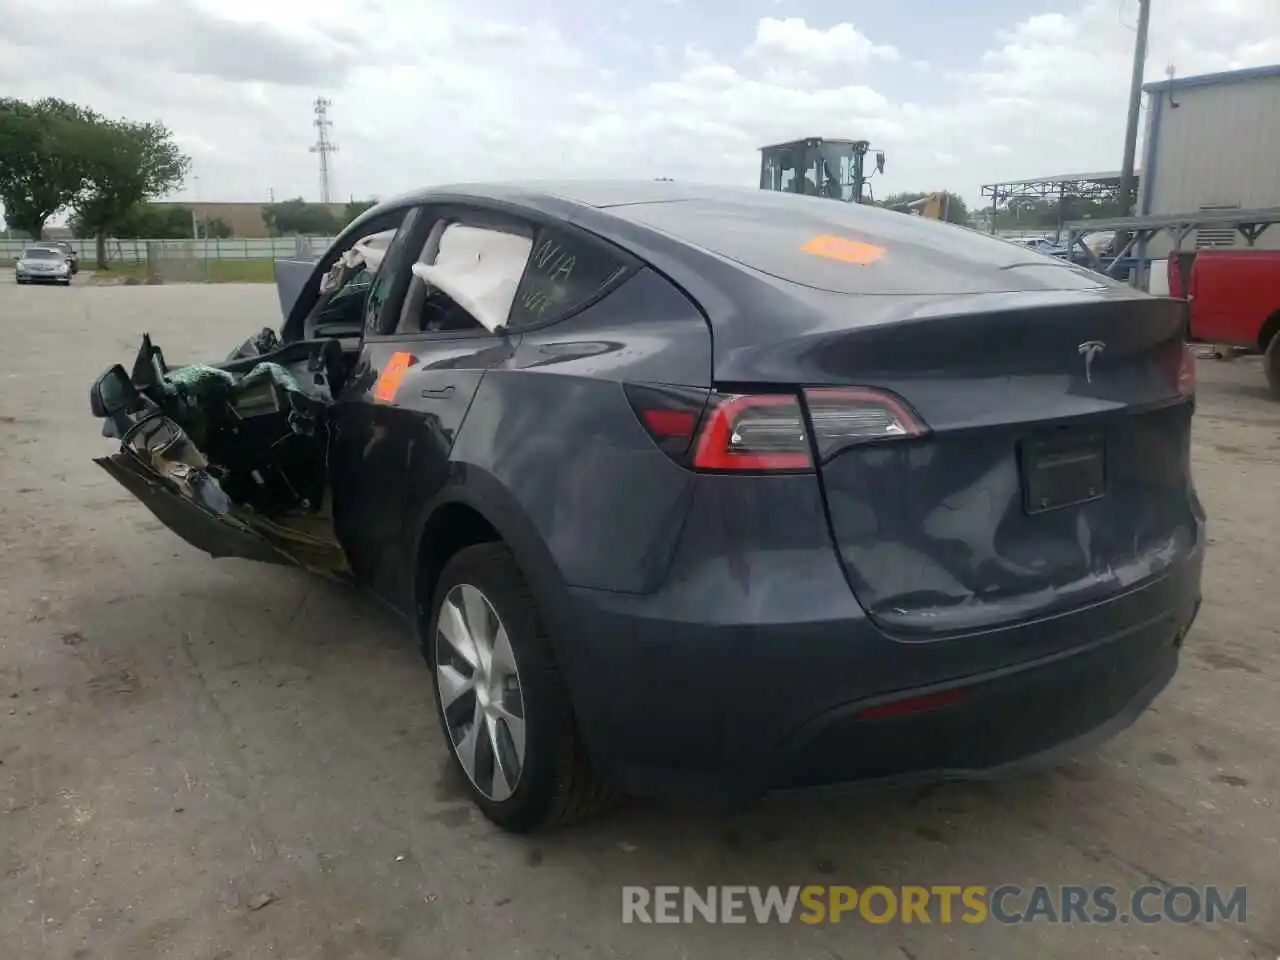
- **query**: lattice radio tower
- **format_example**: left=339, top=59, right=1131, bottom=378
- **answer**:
left=310, top=97, right=338, bottom=203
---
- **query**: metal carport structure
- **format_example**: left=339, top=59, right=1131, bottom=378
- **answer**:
left=979, top=171, right=1132, bottom=235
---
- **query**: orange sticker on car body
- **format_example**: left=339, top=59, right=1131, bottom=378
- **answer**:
left=373, top=351, right=415, bottom=403
left=800, top=234, right=887, bottom=265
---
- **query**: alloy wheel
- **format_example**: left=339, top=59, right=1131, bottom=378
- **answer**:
left=434, top=583, right=527, bottom=802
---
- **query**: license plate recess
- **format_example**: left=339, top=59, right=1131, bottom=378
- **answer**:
left=1020, top=429, right=1106, bottom=515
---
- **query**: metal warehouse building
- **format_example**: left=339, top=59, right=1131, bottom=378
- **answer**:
left=1139, top=64, right=1280, bottom=255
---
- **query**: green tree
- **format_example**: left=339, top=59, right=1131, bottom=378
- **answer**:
left=82, top=203, right=192, bottom=239
left=882, top=191, right=969, bottom=225
left=0, top=98, right=98, bottom=238
left=202, top=216, right=233, bottom=239
left=262, top=197, right=341, bottom=236
left=343, top=198, right=377, bottom=223
left=942, top=192, right=969, bottom=225
left=92, top=204, right=233, bottom=240
left=75, top=118, right=190, bottom=266
left=156, top=206, right=196, bottom=238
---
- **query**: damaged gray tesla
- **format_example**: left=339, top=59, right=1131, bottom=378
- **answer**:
left=91, top=182, right=1205, bottom=833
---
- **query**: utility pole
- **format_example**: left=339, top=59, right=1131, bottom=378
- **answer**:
left=1117, top=0, right=1152, bottom=218
left=310, top=98, right=338, bottom=204
left=191, top=172, right=201, bottom=239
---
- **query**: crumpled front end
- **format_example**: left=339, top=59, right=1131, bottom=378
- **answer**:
left=91, top=332, right=351, bottom=578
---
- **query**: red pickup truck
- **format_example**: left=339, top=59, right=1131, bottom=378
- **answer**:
left=1169, top=250, right=1280, bottom=393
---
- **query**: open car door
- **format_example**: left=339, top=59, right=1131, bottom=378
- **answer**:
left=91, top=334, right=351, bottom=578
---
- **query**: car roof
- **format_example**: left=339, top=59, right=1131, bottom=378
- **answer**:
left=378, top=178, right=724, bottom=210
left=353, top=180, right=1110, bottom=298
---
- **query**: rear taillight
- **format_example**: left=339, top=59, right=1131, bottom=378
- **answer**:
left=627, top=382, right=927, bottom=473
left=623, top=383, right=710, bottom=459
left=1161, top=342, right=1196, bottom=397
left=803, top=387, right=926, bottom=459
left=693, top=394, right=813, bottom=472
left=1176, top=342, right=1196, bottom=396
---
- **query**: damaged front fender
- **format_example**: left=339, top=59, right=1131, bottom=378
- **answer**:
left=96, top=450, right=299, bottom=568
left=92, top=334, right=352, bottom=579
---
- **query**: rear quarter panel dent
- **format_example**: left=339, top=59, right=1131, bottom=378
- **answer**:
left=448, top=371, right=697, bottom=595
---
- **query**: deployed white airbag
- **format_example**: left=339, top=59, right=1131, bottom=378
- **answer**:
left=410, top=224, right=532, bottom=333
left=318, top=229, right=396, bottom=295
left=353, top=230, right=394, bottom=271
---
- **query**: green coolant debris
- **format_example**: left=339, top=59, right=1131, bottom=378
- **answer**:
left=157, top=362, right=302, bottom=420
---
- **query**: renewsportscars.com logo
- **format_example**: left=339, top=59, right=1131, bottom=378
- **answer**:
left=622, top=885, right=1248, bottom=926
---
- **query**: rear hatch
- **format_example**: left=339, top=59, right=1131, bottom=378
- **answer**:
left=616, top=195, right=1202, bottom=635
left=798, top=292, right=1198, bottom=635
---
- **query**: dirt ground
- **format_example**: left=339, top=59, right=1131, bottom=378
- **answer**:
left=0, top=279, right=1276, bottom=960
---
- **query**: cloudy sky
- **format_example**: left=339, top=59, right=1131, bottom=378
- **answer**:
left=2, top=0, right=1278, bottom=208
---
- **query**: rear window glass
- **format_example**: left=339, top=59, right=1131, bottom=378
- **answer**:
left=612, top=193, right=1109, bottom=296
left=508, top=225, right=628, bottom=328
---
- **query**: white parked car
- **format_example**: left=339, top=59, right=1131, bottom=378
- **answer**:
left=14, top=246, right=72, bottom=285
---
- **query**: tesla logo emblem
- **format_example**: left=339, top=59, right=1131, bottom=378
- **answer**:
left=1078, top=341, right=1106, bottom=383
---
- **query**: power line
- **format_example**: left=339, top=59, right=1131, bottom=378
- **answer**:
left=309, top=97, right=339, bottom=204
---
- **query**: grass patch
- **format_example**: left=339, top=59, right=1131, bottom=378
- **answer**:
left=203, top=259, right=276, bottom=283
left=89, top=259, right=276, bottom=284
left=89, top=262, right=149, bottom=283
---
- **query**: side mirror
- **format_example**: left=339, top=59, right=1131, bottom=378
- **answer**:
left=90, top=364, right=142, bottom=419
left=130, top=333, right=167, bottom=389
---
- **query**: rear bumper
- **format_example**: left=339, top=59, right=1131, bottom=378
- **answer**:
left=770, top=608, right=1185, bottom=796
left=773, top=662, right=1174, bottom=799
left=561, top=551, right=1200, bottom=804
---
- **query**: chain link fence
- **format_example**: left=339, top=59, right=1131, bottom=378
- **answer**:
left=1, top=236, right=335, bottom=268
left=141, top=238, right=332, bottom=282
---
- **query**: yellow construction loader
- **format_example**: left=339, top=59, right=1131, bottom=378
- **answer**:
left=756, top=140, right=951, bottom=223
left=892, top=193, right=951, bottom=220
left=758, top=138, right=884, bottom=203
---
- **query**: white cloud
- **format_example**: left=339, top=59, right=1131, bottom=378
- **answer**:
left=916, top=0, right=1280, bottom=195
left=0, top=0, right=1278, bottom=214
left=746, top=17, right=900, bottom=67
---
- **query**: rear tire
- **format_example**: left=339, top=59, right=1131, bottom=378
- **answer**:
left=426, top=543, right=613, bottom=832
left=1265, top=333, right=1280, bottom=397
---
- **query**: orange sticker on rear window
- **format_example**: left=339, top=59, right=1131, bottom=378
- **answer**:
left=800, top=234, right=886, bottom=266
left=373, top=351, right=414, bottom=403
